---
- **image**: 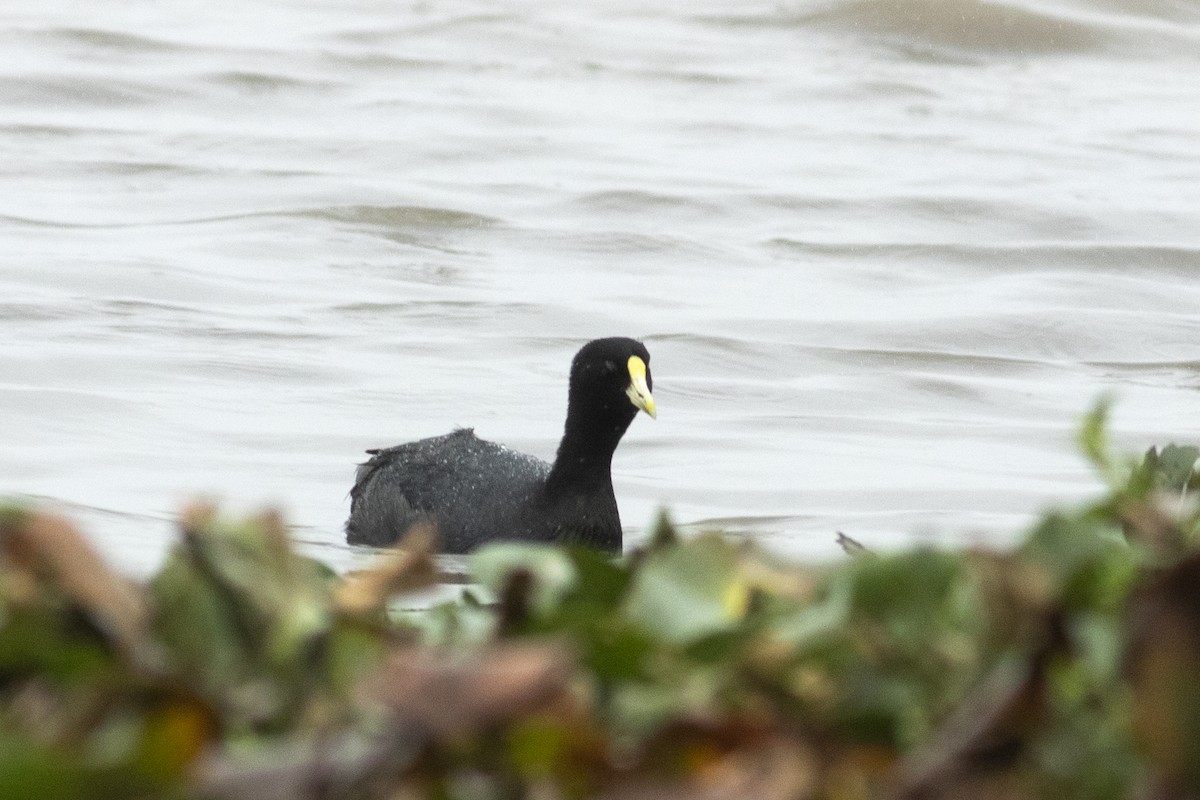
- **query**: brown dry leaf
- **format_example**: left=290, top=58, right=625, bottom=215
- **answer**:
left=365, top=643, right=575, bottom=738
left=893, top=771, right=1030, bottom=800
left=597, top=735, right=818, bottom=800
left=335, top=525, right=438, bottom=616
left=138, top=694, right=224, bottom=781
left=823, top=744, right=899, bottom=800
left=1118, top=497, right=1185, bottom=555
left=741, top=555, right=818, bottom=603
left=256, top=507, right=295, bottom=576
left=1, top=511, right=148, bottom=659
left=196, top=724, right=423, bottom=800
left=1125, top=552, right=1200, bottom=791
left=689, top=735, right=817, bottom=800
left=180, top=500, right=220, bottom=538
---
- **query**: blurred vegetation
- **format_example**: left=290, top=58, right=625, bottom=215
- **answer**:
left=5, top=402, right=1200, bottom=799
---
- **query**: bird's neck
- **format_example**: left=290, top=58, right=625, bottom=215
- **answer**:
left=545, top=409, right=628, bottom=495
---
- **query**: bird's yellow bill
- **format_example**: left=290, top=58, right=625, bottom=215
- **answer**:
left=625, top=355, right=656, bottom=418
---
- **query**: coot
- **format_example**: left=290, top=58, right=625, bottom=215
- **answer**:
left=345, top=337, right=655, bottom=552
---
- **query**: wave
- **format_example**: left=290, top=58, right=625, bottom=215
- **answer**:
left=803, top=0, right=1108, bottom=55
left=703, top=0, right=1200, bottom=57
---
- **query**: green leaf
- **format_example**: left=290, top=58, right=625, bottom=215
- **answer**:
left=849, top=548, right=960, bottom=614
left=563, top=546, right=629, bottom=610
left=770, top=570, right=853, bottom=651
left=623, top=534, right=748, bottom=644
left=1079, top=396, right=1115, bottom=476
left=646, top=508, right=679, bottom=550
left=470, top=543, right=577, bottom=617
left=0, top=736, right=93, bottom=800
left=577, top=620, right=656, bottom=682
left=0, top=606, right=114, bottom=682
left=1142, top=444, right=1200, bottom=492
left=1021, top=514, right=1134, bottom=612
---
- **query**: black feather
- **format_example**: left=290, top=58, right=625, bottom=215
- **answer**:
left=345, top=337, right=653, bottom=553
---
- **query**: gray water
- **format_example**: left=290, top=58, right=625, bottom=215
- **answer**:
left=3, top=0, right=1199, bottom=577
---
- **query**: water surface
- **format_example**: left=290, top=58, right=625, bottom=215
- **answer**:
left=2, top=0, right=1199, bottom=576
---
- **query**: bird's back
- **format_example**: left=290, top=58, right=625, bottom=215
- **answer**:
left=346, top=428, right=553, bottom=551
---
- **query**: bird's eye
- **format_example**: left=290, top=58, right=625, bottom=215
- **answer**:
left=604, top=360, right=617, bottom=372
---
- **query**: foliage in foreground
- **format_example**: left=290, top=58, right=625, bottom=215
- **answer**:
left=4, top=404, right=1200, bottom=799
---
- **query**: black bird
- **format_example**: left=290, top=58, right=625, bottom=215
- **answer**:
left=345, top=337, right=656, bottom=553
